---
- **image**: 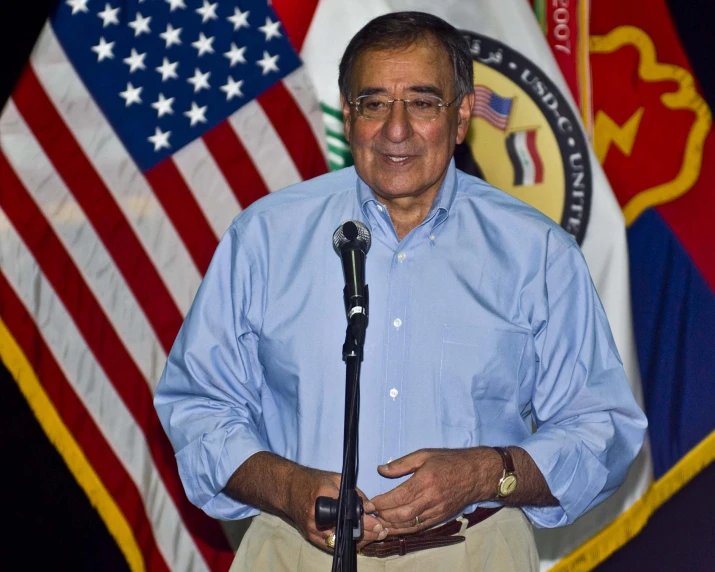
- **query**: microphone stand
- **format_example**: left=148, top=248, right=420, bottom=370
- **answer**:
left=315, top=283, right=368, bottom=572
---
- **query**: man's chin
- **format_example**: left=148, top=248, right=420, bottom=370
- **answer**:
left=371, top=185, right=429, bottom=202
left=370, top=172, right=420, bottom=194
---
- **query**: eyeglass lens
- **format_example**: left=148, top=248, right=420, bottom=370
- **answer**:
left=356, top=95, right=445, bottom=120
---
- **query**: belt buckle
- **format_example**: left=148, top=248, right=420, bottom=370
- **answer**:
left=456, top=515, right=469, bottom=535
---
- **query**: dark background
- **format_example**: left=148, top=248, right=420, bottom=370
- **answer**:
left=1, top=1, right=714, bottom=570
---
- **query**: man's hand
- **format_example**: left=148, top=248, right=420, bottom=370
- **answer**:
left=366, top=448, right=500, bottom=534
left=224, top=452, right=388, bottom=553
left=284, top=466, right=388, bottom=551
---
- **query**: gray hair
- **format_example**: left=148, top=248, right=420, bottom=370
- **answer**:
left=338, top=11, right=474, bottom=103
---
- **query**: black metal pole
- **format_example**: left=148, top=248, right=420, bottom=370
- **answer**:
left=315, top=287, right=368, bottom=571
left=317, top=223, right=370, bottom=571
left=333, top=343, right=362, bottom=572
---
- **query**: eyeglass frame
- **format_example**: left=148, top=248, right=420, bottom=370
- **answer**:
left=347, top=93, right=461, bottom=121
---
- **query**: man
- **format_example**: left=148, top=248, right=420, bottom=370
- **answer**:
left=154, top=11, right=647, bottom=572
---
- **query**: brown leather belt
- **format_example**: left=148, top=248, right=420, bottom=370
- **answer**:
left=360, top=506, right=503, bottom=558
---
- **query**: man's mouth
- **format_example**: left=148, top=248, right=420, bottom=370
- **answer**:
left=382, top=154, right=414, bottom=164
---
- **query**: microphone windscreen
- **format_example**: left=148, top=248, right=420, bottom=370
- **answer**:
left=333, top=220, right=371, bottom=255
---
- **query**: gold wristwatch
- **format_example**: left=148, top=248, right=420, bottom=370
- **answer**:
left=494, top=447, right=518, bottom=498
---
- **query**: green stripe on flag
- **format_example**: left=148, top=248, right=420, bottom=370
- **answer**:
left=533, top=0, right=547, bottom=34
left=321, top=102, right=353, bottom=171
left=320, top=103, right=344, bottom=121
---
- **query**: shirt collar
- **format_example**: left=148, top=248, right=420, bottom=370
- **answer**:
left=357, top=158, right=458, bottom=226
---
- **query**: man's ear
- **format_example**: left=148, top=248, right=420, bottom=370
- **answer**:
left=455, top=90, right=475, bottom=145
left=341, top=95, right=352, bottom=143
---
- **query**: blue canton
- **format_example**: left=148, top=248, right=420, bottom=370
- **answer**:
left=489, top=91, right=513, bottom=116
left=52, top=0, right=301, bottom=171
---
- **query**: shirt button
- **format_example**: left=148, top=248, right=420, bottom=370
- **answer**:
left=397, top=252, right=406, bottom=261
left=389, top=388, right=398, bottom=399
left=393, top=318, right=402, bottom=328
left=376, top=204, right=384, bottom=212
left=429, top=234, right=436, bottom=241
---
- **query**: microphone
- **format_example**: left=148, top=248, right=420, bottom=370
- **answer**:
left=333, top=220, right=371, bottom=346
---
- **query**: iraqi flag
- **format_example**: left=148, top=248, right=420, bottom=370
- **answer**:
left=506, top=129, right=545, bottom=186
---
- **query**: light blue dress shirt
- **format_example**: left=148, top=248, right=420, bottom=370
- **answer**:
left=154, top=159, right=647, bottom=529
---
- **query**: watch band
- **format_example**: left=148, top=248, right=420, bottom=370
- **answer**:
left=494, top=446, right=515, bottom=473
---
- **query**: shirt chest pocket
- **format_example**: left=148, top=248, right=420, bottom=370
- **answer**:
left=438, top=324, right=527, bottom=428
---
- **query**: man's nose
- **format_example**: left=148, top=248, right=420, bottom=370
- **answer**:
left=381, top=101, right=412, bottom=142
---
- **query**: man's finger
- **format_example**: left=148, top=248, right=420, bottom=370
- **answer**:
left=368, top=489, right=401, bottom=512
left=369, top=496, right=431, bottom=525
left=363, top=514, right=385, bottom=540
left=368, top=479, right=423, bottom=513
left=361, top=520, right=388, bottom=544
left=319, top=514, right=384, bottom=545
left=358, top=526, right=389, bottom=550
left=313, top=524, right=387, bottom=552
left=374, top=502, right=446, bottom=530
left=372, top=506, right=418, bottom=525
left=357, top=487, right=378, bottom=514
left=307, top=529, right=335, bottom=553
left=379, top=512, right=442, bottom=535
left=377, top=514, right=435, bottom=531
left=377, top=450, right=429, bottom=478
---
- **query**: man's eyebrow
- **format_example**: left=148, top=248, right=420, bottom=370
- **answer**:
left=356, top=87, right=388, bottom=98
left=355, top=85, right=446, bottom=98
left=407, top=85, right=444, bottom=97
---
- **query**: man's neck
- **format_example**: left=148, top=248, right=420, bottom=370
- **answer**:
left=380, top=188, right=439, bottom=241
left=385, top=201, right=431, bottom=241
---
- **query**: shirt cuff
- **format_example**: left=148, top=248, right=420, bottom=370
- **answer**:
left=518, top=428, right=609, bottom=528
left=175, top=424, right=269, bottom=520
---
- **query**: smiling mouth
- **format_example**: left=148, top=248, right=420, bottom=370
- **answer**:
left=383, top=154, right=414, bottom=164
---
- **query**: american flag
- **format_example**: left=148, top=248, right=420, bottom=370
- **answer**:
left=471, top=84, right=514, bottom=131
left=0, top=0, right=327, bottom=570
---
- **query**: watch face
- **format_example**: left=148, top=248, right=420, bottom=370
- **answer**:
left=499, top=474, right=517, bottom=496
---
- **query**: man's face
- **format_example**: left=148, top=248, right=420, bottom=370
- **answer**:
left=342, top=40, right=473, bottom=204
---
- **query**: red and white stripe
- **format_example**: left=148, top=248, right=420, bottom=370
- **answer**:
left=0, top=207, right=207, bottom=571
left=30, top=25, right=203, bottom=317
left=472, top=85, right=510, bottom=130
left=0, top=16, right=328, bottom=572
left=0, top=101, right=166, bottom=387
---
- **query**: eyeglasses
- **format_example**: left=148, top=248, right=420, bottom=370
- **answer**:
left=348, top=94, right=459, bottom=121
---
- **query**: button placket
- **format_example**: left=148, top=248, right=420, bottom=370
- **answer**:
left=381, top=247, right=410, bottom=468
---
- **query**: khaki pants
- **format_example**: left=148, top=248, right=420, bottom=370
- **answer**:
left=231, top=508, right=539, bottom=572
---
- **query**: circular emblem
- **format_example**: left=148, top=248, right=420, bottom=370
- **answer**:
left=455, top=32, right=592, bottom=244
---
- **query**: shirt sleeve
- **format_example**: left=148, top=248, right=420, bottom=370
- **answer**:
left=154, top=223, right=268, bottom=520
left=518, top=240, right=648, bottom=528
